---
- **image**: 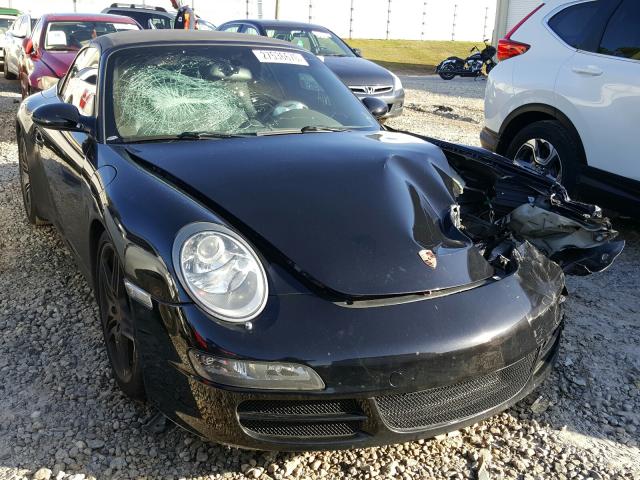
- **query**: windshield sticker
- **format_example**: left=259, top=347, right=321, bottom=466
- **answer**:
left=252, top=50, right=308, bottom=66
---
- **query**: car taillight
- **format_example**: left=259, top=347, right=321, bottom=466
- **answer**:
left=497, top=39, right=531, bottom=61
left=497, top=3, right=545, bottom=61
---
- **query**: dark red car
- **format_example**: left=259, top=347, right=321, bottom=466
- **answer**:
left=19, top=13, right=140, bottom=98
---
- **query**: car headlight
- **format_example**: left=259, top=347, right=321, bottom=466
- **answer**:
left=37, top=75, right=60, bottom=91
left=173, top=223, right=268, bottom=322
left=391, top=72, right=403, bottom=91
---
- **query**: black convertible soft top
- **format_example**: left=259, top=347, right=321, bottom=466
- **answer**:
left=93, top=29, right=296, bottom=51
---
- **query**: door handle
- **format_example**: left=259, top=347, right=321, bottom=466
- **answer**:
left=572, top=65, right=603, bottom=76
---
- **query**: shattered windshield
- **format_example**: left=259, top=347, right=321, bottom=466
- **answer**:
left=107, top=45, right=378, bottom=142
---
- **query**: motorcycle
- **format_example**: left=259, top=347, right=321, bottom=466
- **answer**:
left=436, top=40, right=497, bottom=80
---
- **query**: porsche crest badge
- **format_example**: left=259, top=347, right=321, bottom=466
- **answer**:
left=418, top=249, right=437, bottom=269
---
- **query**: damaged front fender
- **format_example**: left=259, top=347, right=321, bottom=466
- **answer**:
left=396, top=131, right=624, bottom=276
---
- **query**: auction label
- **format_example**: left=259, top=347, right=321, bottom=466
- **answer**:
left=252, top=50, right=309, bottom=66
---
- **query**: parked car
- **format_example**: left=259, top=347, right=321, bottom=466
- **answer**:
left=217, top=20, right=404, bottom=119
left=17, top=30, right=621, bottom=450
left=0, top=7, right=21, bottom=64
left=101, top=3, right=174, bottom=30
left=19, top=13, right=140, bottom=99
left=482, top=0, right=639, bottom=215
left=3, top=12, right=38, bottom=80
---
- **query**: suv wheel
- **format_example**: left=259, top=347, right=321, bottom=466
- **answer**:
left=505, top=120, right=581, bottom=193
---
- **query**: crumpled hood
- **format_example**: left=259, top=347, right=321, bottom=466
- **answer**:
left=40, top=51, right=77, bottom=78
left=125, top=131, right=494, bottom=296
left=322, top=56, right=394, bottom=87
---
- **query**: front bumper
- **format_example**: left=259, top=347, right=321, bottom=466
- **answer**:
left=131, top=248, right=564, bottom=450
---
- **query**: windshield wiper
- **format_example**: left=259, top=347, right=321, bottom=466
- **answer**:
left=300, top=125, right=350, bottom=133
left=177, top=131, right=254, bottom=139
left=255, top=126, right=353, bottom=136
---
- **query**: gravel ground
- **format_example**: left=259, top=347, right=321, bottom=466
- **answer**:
left=1, top=74, right=639, bottom=480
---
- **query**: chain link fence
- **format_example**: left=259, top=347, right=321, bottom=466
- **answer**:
left=8, top=0, right=497, bottom=41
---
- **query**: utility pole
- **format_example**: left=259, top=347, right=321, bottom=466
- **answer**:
left=451, top=4, right=457, bottom=41
left=246, top=0, right=250, bottom=18
left=386, top=0, right=391, bottom=40
left=275, top=0, right=280, bottom=19
left=483, top=6, right=489, bottom=40
left=308, top=0, right=312, bottom=23
left=73, top=0, right=77, bottom=12
left=349, top=0, right=355, bottom=39
left=257, top=0, right=263, bottom=19
left=421, top=1, right=427, bottom=40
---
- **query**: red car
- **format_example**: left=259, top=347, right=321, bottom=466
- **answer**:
left=19, top=13, right=140, bottom=98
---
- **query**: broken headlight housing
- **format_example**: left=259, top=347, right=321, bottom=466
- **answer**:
left=173, top=223, right=268, bottom=322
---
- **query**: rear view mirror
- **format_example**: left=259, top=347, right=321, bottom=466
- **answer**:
left=32, top=103, right=94, bottom=134
left=362, top=97, right=388, bottom=119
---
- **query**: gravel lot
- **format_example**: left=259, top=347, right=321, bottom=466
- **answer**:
left=1, top=74, right=639, bottom=480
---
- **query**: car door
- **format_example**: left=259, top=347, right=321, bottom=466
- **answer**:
left=39, top=47, right=100, bottom=258
left=555, top=0, right=640, bottom=182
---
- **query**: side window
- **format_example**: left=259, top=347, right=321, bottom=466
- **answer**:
left=243, top=25, right=260, bottom=35
left=14, top=16, right=26, bottom=37
left=149, top=15, right=172, bottom=29
left=62, top=47, right=100, bottom=117
left=599, top=0, right=640, bottom=60
left=30, top=18, right=43, bottom=50
left=548, top=1, right=600, bottom=50
left=220, top=24, right=241, bottom=32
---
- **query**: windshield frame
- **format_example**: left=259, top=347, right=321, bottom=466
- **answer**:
left=101, top=41, right=379, bottom=144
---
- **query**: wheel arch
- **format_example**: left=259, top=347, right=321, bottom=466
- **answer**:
left=497, top=104, right=587, bottom=166
left=89, top=218, right=106, bottom=289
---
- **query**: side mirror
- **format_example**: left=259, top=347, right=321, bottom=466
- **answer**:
left=23, top=37, right=33, bottom=55
left=32, top=103, right=94, bottom=134
left=352, top=48, right=362, bottom=57
left=362, top=97, right=388, bottom=119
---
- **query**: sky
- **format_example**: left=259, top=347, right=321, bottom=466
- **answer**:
left=6, top=0, right=498, bottom=41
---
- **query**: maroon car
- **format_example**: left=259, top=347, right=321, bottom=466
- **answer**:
left=19, top=13, right=140, bottom=98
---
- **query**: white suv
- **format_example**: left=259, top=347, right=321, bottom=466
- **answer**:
left=482, top=0, right=639, bottom=214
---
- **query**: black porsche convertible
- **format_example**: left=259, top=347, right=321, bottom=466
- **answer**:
left=16, top=30, right=623, bottom=451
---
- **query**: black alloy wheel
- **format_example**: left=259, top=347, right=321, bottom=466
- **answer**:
left=96, top=232, right=145, bottom=400
left=18, top=134, right=47, bottom=225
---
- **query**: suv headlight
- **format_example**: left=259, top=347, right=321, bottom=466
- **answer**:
left=391, top=72, right=403, bottom=91
left=173, top=223, right=268, bottom=322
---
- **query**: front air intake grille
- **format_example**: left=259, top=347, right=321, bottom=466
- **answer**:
left=237, top=399, right=366, bottom=439
left=240, top=419, right=359, bottom=438
left=375, top=351, right=536, bottom=431
left=349, top=85, right=394, bottom=95
left=238, top=399, right=360, bottom=416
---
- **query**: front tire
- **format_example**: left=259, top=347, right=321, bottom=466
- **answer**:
left=96, top=232, right=146, bottom=401
left=3, top=57, right=16, bottom=80
left=18, top=133, right=48, bottom=225
left=505, top=120, right=582, bottom=194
